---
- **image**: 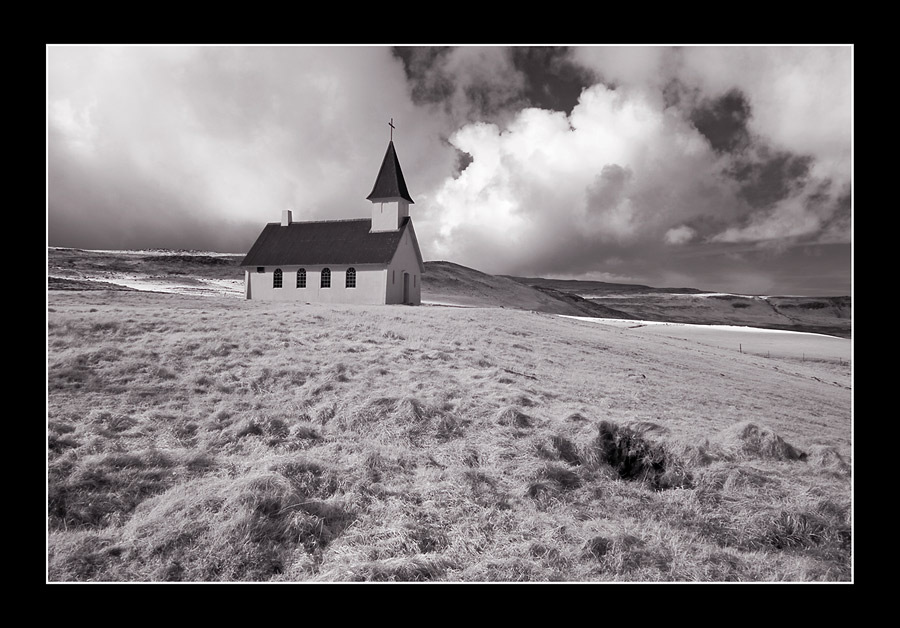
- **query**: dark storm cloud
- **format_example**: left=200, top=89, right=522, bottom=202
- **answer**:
left=687, top=88, right=826, bottom=230
left=396, top=46, right=593, bottom=120
left=510, top=47, right=594, bottom=114
left=47, top=116, right=261, bottom=253
left=815, top=186, right=852, bottom=244
left=662, top=77, right=689, bottom=109
left=731, top=149, right=814, bottom=209
left=391, top=46, right=529, bottom=126
left=453, top=148, right=474, bottom=175
left=690, top=89, right=752, bottom=154
left=392, top=47, right=455, bottom=105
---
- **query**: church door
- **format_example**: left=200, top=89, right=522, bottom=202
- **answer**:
left=403, top=272, right=410, bottom=304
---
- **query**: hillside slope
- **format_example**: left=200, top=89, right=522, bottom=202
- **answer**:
left=505, top=275, right=705, bottom=296
left=422, top=261, right=636, bottom=318
left=570, top=293, right=852, bottom=338
left=507, top=274, right=851, bottom=339
left=46, top=249, right=850, bottom=336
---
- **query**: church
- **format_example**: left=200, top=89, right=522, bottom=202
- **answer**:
left=240, top=132, right=425, bottom=305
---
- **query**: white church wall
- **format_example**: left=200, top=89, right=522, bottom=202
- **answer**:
left=247, top=265, right=386, bottom=304
left=385, top=231, right=423, bottom=305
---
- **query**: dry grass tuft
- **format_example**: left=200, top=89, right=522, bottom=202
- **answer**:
left=526, top=462, right=583, bottom=510
left=321, top=555, right=458, bottom=582
left=120, top=469, right=355, bottom=580
left=47, top=529, right=123, bottom=581
left=589, top=421, right=693, bottom=490
left=623, top=421, right=671, bottom=437
left=49, top=448, right=178, bottom=529
left=583, top=535, right=612, bottom=560
left=695, top=462, right=774, bottom=494
left=391, top=397, right=427, bottom=423
left=806, top=445, right=851, bottom=476
left=550, top=434, right=582, bottom=465
left=714, top=421, right=807, bottom=462
left=746, top=507, right=851, bottom=553
left=269, top=457, right=343, bottom=499
left=540, top=462, right=581, bottom=490
left=289, top=423, right=322, bottom=442
left=496, top=406, right=533, bottom=428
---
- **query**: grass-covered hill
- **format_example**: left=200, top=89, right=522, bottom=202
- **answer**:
left=421, top=261, right=635, bottom=319
left=47, top=289, right=851, bottom=582
left=505, top=276, right=851, bottom=339
left=504, top=275, right=706, bottom=295
left=47, top=248, right=851, bottom=338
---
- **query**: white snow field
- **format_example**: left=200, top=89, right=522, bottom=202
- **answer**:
left=559, top=316, right=851, bottom=362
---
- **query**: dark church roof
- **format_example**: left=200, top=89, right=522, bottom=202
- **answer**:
left=366, top=141, right=414, bottom=204
left=240, top=217, right=412, bottom=267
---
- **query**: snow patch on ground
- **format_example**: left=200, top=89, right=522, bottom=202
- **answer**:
left=75, top=248, right=244, bottom=257
left=421, top=300, right=476, bottom=308
left=48, top=272, right=245, bottom=298
left=581, top=292, right=765, bottom=300
left=559, top=316, right=834, bottom=337
left=559, top=315, right=851, bottom=362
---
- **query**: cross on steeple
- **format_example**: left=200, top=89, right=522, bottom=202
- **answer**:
left=388, top=117, right=395, bottom=141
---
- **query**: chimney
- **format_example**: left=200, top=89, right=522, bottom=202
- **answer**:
left=281, top=209, right=293, bottom=226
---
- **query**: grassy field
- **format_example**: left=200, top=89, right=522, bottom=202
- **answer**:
left=46, top=289, right=852, bottom=582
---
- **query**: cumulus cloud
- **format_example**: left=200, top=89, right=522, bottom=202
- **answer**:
left=418, top=82, right=738, bottom=276
left=665, top=225, right=696, bottom=245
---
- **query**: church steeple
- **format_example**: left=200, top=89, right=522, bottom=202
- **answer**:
left=366, top=140, right=414, bottom=204
left=368, top=120, right=414, bottom=232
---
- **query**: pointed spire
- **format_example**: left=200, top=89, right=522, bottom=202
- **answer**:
left=366, top=139, right=414, bottom=204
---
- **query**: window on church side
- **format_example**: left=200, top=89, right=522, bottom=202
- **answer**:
left=392, top=270, right=395, bottom=284
left=297, top=268, right=306, bottom=288
left=346, top=267, right=356, bottom=288
left=321, top=268, right=331, bottom=288
left=414, top=275, right=416, bottom=287
left=273, top=268, right=283, bottom=288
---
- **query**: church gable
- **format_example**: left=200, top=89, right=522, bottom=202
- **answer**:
left=391, top=219, right=425, bottom=275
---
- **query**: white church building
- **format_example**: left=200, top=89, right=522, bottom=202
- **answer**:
left=241, top=136, right=425, bottom=305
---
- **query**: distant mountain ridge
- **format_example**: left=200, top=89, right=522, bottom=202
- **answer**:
left=46, top=249, right=850, bottom=338
left=503, top=275, right=706, bottom=296
left=425, top=261, right=850, bottom=338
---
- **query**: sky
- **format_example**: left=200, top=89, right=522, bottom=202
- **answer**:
left=46, top=45, right=852, bottom=296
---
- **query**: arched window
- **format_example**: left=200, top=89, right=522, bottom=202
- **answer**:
left=346, top=267, right=356, bottom=288
left=273, top=268, right=283, bottom=288
left=297, top=268, right=306, bottom=288
left=321, top=268, right=331, bottom=288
